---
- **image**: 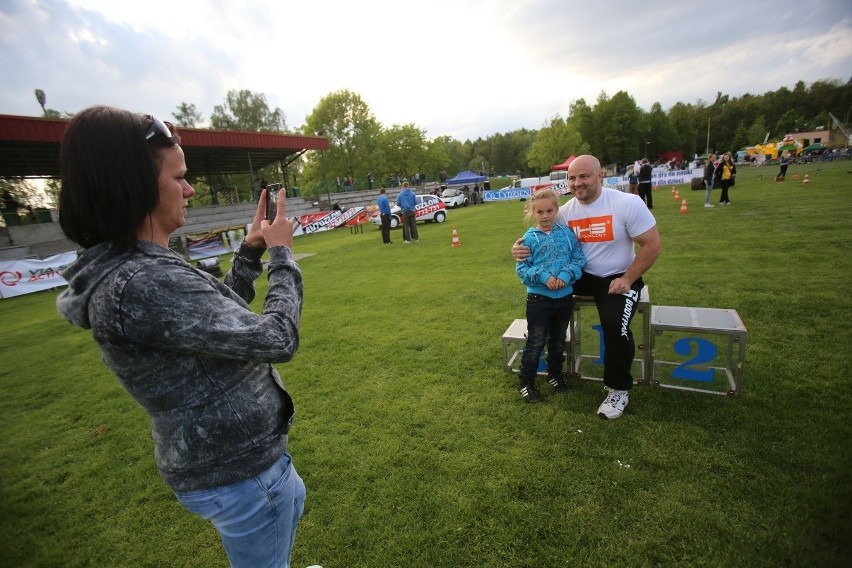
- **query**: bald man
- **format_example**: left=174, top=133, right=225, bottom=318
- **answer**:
left=513, top=155, right=661, bottom=419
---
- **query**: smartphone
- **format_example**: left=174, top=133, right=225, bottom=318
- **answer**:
left=266, top=183, right=282, bottom=221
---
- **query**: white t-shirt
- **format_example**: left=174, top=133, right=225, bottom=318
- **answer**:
left=558, top=188, right=656, bottom=277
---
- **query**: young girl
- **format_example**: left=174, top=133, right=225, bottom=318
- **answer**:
left=515, top=189, right=587, bottom=403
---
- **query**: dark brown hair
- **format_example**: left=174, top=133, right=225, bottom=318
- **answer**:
left=59, top=106, right=180, bottom=250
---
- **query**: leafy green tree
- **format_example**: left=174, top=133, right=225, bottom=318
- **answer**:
left=569, top=98, right=596, bottom=155
left=746, top=116, right=769, bottom=146
left=428, top=135, right=466, bottom=177
left=775, top=109, right=802, bottom=136
left=668, top=102, right=698, bottom=158
left=172, top=103, right=204, bottom=127
left=730, top=121, right=750, bottom=151
left=301, top=89, right=383, bottom=194
left=593, top=91, right=643, bottom=165
left=468, top=155, right=489, bottom=175
left=210, top=90, right=287, bottom=132
left=382, top=124, right=428, bottom=181
left=526, top=115, right=587, bottom=174
left=1, top=178, right=42, bottom=213
left=644, top=102, right=677, bottom=162
left=811, top=111, right=831, bottom=130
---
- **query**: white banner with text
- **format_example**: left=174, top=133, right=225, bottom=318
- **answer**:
left=0, top=251, right=77, bottom=298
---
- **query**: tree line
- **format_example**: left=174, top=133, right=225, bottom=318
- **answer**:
left=4, top=78, right=850, bottom=211
left=172, top=79, right=850, bottom=204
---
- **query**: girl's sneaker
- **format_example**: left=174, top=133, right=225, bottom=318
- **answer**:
left=519, top=379, right=542, bottom=403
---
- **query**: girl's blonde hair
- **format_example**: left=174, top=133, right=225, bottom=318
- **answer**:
left=524, top=189, right=560, bottom=224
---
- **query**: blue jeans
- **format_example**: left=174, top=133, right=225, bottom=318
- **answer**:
left=176, top=452, right=305, bottom=568
left=704, top=179, right=713, bottom=205
left=519, top=294, right=574, bottom=380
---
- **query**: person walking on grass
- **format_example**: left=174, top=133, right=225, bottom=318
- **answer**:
left=397, top=181, right=419, bottom=243
left=56, top=106, right=305, bottom=568
left=777, top=151, right=790, bottom=180
left=716, top=152, right=736, bottom=205
left=515, top=189, right=587, bottom=403
left=512, top=155, right=661, bottom=419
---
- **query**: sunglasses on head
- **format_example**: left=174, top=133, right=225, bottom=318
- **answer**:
left=141, top=114, right=174, bottom=143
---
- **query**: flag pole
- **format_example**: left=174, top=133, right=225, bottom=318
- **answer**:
left=706, top=117, right=710, bottom=155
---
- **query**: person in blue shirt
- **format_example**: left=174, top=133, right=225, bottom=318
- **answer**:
left=396, top=181, right=419, bottom=243
left=515, top=189, right=587, bottom=402
left=376, top=188, right=392, bottom=244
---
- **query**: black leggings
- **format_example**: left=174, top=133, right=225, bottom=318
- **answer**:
left=573, top=272, right=644, bottom=391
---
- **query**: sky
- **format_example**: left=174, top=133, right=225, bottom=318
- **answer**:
left=1, top=0, right=851, bottom=141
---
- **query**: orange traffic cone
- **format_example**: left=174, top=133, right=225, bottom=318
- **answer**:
left=671, top=187, right=675, bottom=194
left=673, top=191, right=680, bottom=201
left=451, top=226, right=461, bottom=247
left=802, top=174, right=810, bottom=185
left=680, top=199, right=688, bottom=214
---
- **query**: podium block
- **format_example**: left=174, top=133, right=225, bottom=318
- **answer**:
left=649, top=306, right=747, bottom=396
left=502, top=318, right=571, bottom=375
left=567, top=285, right=651, bottom=384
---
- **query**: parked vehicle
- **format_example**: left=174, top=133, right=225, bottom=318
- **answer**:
left=439, top=187, right=468, bottom=208
left=370, top=194, right=447, bottom=229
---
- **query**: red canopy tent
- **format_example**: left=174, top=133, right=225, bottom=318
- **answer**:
left=551, top=155, right=575, bottom=171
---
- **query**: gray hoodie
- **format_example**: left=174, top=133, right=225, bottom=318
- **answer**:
left=57, top=240, right=302, bottom=492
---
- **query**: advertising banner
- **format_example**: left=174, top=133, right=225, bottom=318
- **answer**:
left=0, top=251, right=77, bottom=298
left=293, top=207, right=364, bottom=236
left=184, top=225, right=246, bottom=260
left=607, top=168, right=703, bottom=190
left=483, top=180, right=568, bottom=202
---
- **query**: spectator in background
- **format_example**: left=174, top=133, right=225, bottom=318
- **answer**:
left=637, top=159, right=653, bottom=209
left=715, top=152, right=736, bottom=205
left=397, top=181, right=419, bottom=244
left=627, top=168, right=639, bottom=195
left=377, top=188, right=392, bottom=244
left=777, top=151, right=790, bottom=180
left=703, top=153, right=717, bottom=208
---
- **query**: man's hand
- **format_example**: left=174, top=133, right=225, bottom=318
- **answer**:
left=512, top=238, right=531, bottom=261
left=607, top=276, right=632, bottom=295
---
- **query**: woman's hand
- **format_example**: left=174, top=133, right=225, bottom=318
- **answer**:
left=244, top=189, right=296, bottom=250
left=244, top=190, right=269, bottom=249
left=261, top=190, right=296, bottom=249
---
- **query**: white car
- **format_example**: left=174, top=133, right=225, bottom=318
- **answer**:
left=439, top=187, right=468, bottom=208
left=371, top=194, right=447, bottom=229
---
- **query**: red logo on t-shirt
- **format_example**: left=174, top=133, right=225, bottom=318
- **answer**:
left=568, top=215, right=614, bottom=243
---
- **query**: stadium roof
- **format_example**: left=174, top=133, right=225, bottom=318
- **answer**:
left=0, top=114, right=328, bottom=179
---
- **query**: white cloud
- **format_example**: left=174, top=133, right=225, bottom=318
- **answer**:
left=2, top=0, right=850, bottom=139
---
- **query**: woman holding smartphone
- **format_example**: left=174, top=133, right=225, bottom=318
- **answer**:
left=56, top=106, right=305, bottom=567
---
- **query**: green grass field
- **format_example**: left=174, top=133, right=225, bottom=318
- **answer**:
left=1, top=159, right=851, bottom=567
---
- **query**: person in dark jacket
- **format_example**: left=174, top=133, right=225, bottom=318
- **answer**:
left=637, top=159, right=653, bottom=209
left=396, top=181, right=419, bottom=243
left=703, top=154, right=717, bottom=208
left=777, top=151, right=790, bottom=179
left=55, top=106, right=305, bottom=568
left=715, top=152, right=737, bottom=205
